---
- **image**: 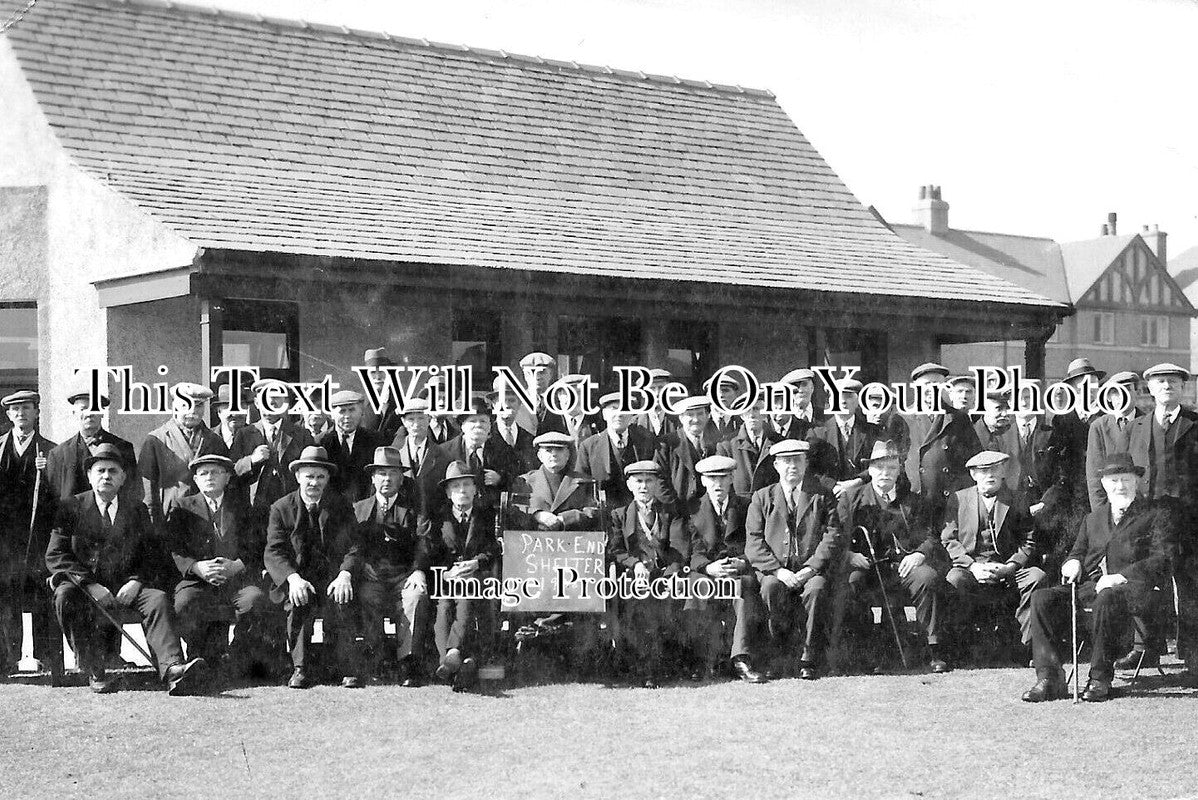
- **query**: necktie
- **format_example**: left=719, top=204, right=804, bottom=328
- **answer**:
left=102, top=501, right=114, bottom=530
left=269, top=425, right=281, bottom=458
left=210, top=500, right=223, bottom=538
left=1158, top=412, right=1171, bottom=431
left=307, top=504, right=322, bottom=543
left=1112, top=507, right=1125, bottom=525
left=470, top=449, right=483, bottom=473
left=503, top=425, right=516, bottom=447
left=1117, top=417, right=1127, bottom=432
left=616, top=433, right=627, bottom=451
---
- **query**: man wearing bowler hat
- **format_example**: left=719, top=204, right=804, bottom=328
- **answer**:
left=361, top=347, right=404, bottom=442
left=168, top=453, right=274, bottom=675
left=320, top=390, right=383, bottom=504
left=46, top=443, right=208, bottom=694
left=746, top=439, right=844, bottom=680
left=140, top=382, right=228, bottom=527
left=354, top=446, right=430, bottom=687
left=1023, top=453, right=1177, bottom=702
left=230, top=378, right=315, bottom=519
left=0, top=389, right=58, bottom=677
left=46, top=374, right=140, bottom=504
left=264, top=446, right=365, bottom=689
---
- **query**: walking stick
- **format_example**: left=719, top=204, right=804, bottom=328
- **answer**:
left=63, top=572, right=155, bottom=666
left=16, top=449, right=45, bottom=672
left=856, top=526, right=908, bottom=669
left=1070, top=578, right=1079, bottom=704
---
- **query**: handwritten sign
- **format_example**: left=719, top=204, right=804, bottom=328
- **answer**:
left=502, top=529, right=607, bottom=613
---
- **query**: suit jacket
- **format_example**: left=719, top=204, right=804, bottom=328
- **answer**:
left=688, top=492, right=750, bottom=574
left=389, top=433, right=454, bottom=516
left=426, top=416, right=461, bottom=446
left=904, top=410, right=982, bottom=501
left=139, top=420, right=229, bottom=526
left=941, top=486, right=1035, bottom=568
left=419, top=505, right=500, bottom=570
left=705, top=413, right=741, bottom=445
left=510, top=467, right=598, bottom=530
left=45, top=429, right=140, bottom=504
left=1012, top=416, right=1058, bottom=507
left=230, top=419, right=315, bottom=511
left=837, top=482, right=945, bottom=565
left=1068, top=498, right=1175, bottom=594
left=166, top=492, right=262, bottom=587
left=492, top=421, right=537, bottom=474
left=1126, top=407, right=1198, bottom=504
left=438, top=434, right=523, bottom=509
left=716, top=426, right=781, bottom=499
left=0, top=430, right=57, bottom=575
left=654, top=432, right=716, bottom=515
left=362, top=399, right=404, bottom=444
left=45, top=491, right=167, bottom=590
left=607, top=500, right=686, bottom=578
left=1085, top=412, right=1141, bottom=510
left=264, top=489, right=362, bottom=601
left=561, top=412, right=603, bottom=446
left=576, top=426, right=659, bottom=506
left=973, top=419, right=1023, bottom=490
left=1048, top=410, right=1099, bottom=511
left=353, top=494, right=429, bottom=573
left=775, top=407, right=825, bottom=442
left=744, top=479, right=844, bottom=576
left=634, top=411, right=679, bottom=445
left=319, top=427, right=384, bottom=504
left=812, top=413, right=877, bottom=484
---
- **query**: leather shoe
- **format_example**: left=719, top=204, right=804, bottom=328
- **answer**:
left=640, top=677, right=660, bottom=689
left=165, top=658, right=209, bottom=696
left=341, top=676, right=364, bottom=689
left=287, top=668, right=310, bottom=689
left=436, top=648, right=462, bottom=682
left=1082, top=679, right=1112, bottom=702
left=1114, top=650, right=1159, bottom=671
left=799, top=665, right=818, bottom=681
left=400, top=661, right=425, bottom=688
left=1021, top=677, right=1066, bottom=703
left=452, top=657, right=478, bottom=693
left=929, top=658, right=952, bottom=674
left=88, top=669, right=117, bottom=694
left=731, top=657, right=766, bottom=684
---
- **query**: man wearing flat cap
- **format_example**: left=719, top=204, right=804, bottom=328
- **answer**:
left=511, top=432, right=599, bottom=532
left=512, top=351, right=562, bottom=437
left=354, top=447, right=430, bottom=687
left=46, top=443, right=207, bottom=694
left=168, top=453, right=274, bottom=675
left=577, top=391, right=659, bottom=508
left=1023, top=453, right=1177, bottom=703
left=389, top=399, right=453, bottom=517
left=777, top=368, right=825, bottom=441
left=634, top=368, right=680, bottom=445
left=554, top=374, right=602, bottom=446
left=685, top=454, right=765, bottom=683
left=941, top=450, right=1045, bottom=651
left=655, top=396, right=717, bottom=516
left=439, top=394, right=522, bottom=511
left=230, top=378, right=316, bottom=521
left=361, top=347, right=404, bottom=443
left=46, top=374, right=140, bottom=504
left=0, top=389, right=59, bottom=677
left=264, top=446, right=365, bottom=689
left=1126, top=362, right=1198, bottom=671
left=704, top=374, right=742, bottom=443
left=838, top=441, right=950, bottom=673
left=607, top=460, right=687, bottom=688
left=320, top=390, right=383, bottom=504
left=140, top=382, right=229, bottom=527
left=717, top=391, right=782, bottom=500
left=745, top=439, right=844, bottom=680
left=901, top=367, right=982, bottom=517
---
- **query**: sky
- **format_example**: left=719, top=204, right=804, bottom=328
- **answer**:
left=206, top=0, right=1198, bottom=257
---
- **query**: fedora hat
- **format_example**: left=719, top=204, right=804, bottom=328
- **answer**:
left=1096, top=452, right=1144, bottom=478
left=289, top=445, right=337, bottom=475
left=84, top=442, right=127, bottom=472
left=1063, top=358, right=1106, bottom=383
left=864, top=440, right=901, bottom=464
left=439, top=460, right=477, bottom=487
left=364, top=446, right=404, bottom=475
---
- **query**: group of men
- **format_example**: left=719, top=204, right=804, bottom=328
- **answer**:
left=0, top=348, right=1193, bottom=701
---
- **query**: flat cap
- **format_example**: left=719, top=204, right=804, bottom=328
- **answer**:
left=1106, top=371, right=1140, bottom=385
left=675, top=396, right=712, bottom=414
left=519, top=352, right=554, bottom=368
left=1, top=389, right=39, bottom=407
left=779, top=368, right=816, bottom=386
left=599, top=391, right=623, bottom=408
left=533, top=431, right=574, bottom=449
left=769, top=439, right=811, bottom=458
left=173, top=382, right=212, bottom=401
left=189, top=453, right=235, bottom=473
left=1143, top=363, right=1191, bottom=381
left=946, top=375, right=975, bottom=387
left=624, top=460, right=662, bottom=477
left=647, top=368, right=672, bottom=381
left=910, top=362, right=949, bottom=381
left=400, top=398, right=431, bottom=415
left=836, top=378, right=864, bottom=393
left=702, top=374, right=740, bottom=392
left=695, top=455, right=736, bottom=476
left=329, top=390, right=364, bottom=408
left=965, top=450, right=1010, bottom=470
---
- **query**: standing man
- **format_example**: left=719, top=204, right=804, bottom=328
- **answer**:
left=655, top=396, right=715, bottom=515
left=140, top=382, right=228, bottom=527
left=903, top=368, right=982, bottom=516
left=703, top=374, right=742, bottom=443
left=320, top=390, right=382, bottom=504
left=0, top=390, right=58, bottom=677
left=1049, top=357, right=1106, bottom=518
left=46, top=443, right=207, bottom=694
left=745, top=439, right=844, bottom=680
left=577, top=391, right=658, bottom=509
left=168, top=454, right=273, bottom=674
left=941, top=451, right=1045, bottom=650
left=635, top=368, right=679, bottom=444
left=361, top=347, right=403, bottom=442
left=811, top=378, right=876, bottom=497
left=212, top=384, right=251, bottom=451
left=512, top=351, right=558, bottom=437
left=439, top=395, right=521, bottom=511
left=1023, top=453, right=1176, bottom=703
left=230, top=378, right=315, bottom=519
left=46, top=377, right=140, bottom=504
left=264, top=446, right=365, bottom=689
left=717, top=392, right=781, bottom=500
left=390, top=399, right=453, bottom=515
left=354, top=447, right=430, bottom=687
left=556, top=374, right=602, bottom=446
left=489, top=386, right=536, bottom=474
left=777, top=368, right=825, bottom=441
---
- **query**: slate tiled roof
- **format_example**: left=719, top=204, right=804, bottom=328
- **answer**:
left=1058, top=234, right=1139, bottom=300
left=3, top=0, right=1064, bottom=308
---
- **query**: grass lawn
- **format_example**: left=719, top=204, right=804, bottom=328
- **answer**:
left=2, top=663, right=1196, bottom=800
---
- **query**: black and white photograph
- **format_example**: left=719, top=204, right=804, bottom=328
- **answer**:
left=0, top=0, right=1196, bottom=797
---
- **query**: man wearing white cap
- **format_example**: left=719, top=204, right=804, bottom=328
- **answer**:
left=745, top=439, right=843, bottom=680
left=777, top=368, right=824, bottom=441
left=941, top=450, right=1044, bottom=651
left=655, top=395, right=716, bottom=515
left=320, top=390, right=383, bottom=503
left=139, top=382, right=228, bottom=527
left=703, top=374, right=742, bottom=443
left=46, top=375, right=141, bottom=504
left=230, top=379, right=315, bottom=516
left=577, top=391, right=658, bottom=508
left=512, top=351, right=561, bottom=437
left=634, top=368, right=679, bottom=445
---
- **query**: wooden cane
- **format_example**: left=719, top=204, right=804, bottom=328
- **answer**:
left=16, top=451, right=44, bottom=672
left=1071, top=578, right=1079, bottom=704
left=857, top=525, right=908, bottom=669
left=63, top=572, right=155, bottom=666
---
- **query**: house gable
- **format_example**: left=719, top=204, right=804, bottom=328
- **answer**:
left=1078, top=237, right=1193, bottom=313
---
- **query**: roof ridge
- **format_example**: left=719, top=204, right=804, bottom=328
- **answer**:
left=100, top=0, right=775, bottom=98
left=890, top=222, right=1058, bottom=243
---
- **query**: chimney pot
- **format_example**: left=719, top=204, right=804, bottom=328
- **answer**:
left=919, top=186, right=927, bottom=200
left=1102, top=224, right=1109, bottom=236
left=913, top=185, right=949, bottom=235
left=1107, top=212, right=1117, bottom=235
left=1143, top=225, right=1150, bottom=233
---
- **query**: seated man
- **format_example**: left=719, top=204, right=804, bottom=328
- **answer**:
left=264, top=446, right=365, bottom=689
left=685, top=454, right=765, bottom=683
left=1023, top=453, right=1177, bottom=702
left=511, top=432, right=599, bottom=532
left=942, top=450, right=1046, bottom=653
left=168, top=453, right=274, bottom=674
left=745, top=439, right=844, bottom=680
left=421, top=461, right=500, bottom=693
left=45, top=443, right=207, bottom=695
left=607, top=460, right=687, bottom=688
left=838, top=441, right=950, bottom=674
left=354, top=446, right=430, bottom=687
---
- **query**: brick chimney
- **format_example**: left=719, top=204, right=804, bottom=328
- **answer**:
left=1141, top=223, right=1168, bottom=265
left=914, top=185, right=949, bottom=235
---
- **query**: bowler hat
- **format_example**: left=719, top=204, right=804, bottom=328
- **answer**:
left=289, top=446, right=337, bottom=475
left=84, top=442, right=126, bottom=472
left=1096, top=452, right=1145, bottom=478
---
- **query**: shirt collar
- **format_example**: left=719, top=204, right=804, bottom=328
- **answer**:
left=376, top=493, right=396, bottom=513
left=96, top=494, right=118, bottom=515
left=1157, top=405, right=1180, bottom=425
